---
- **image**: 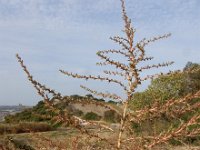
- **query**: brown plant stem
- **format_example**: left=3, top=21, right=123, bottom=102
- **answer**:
left=117, top=100, right=129, bottom=149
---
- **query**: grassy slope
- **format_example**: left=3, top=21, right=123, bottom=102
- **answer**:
left=0, top=129, right=199, bottom=150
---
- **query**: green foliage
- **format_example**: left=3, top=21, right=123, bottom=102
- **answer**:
left=4, top=101, right=54, bottom=123
left=85, top=94, right=94, bottom=99
left=132, top=118, right=172, bottom=135
left=83, top=112, right=101, bottom=121
left=129, top=62, right=200, bottom=144
left=130, top=62, right=200, bottom=110
left=73, top=109, right=83, bottom=117
left=94, top=98, right=105, bottom=102
left=32, top=101, right=47, bottom=114
left=5, top=109, right=32, bottom=123
left=4, top=95, right=107, bottom=124
left=148, top=73, right=186, bottom=100
left=70, top=94, right=84, bottom=99
left=129, top=73, right=185, bottom=110
left=183, top=62, right=200, bottom=94
left=9, top=138, right=35, bottom=150
left=107, top=100, right=117, bottom=104
left=85, top=94, right=105, bottom=102
left=128, top=91, right=152, bottom=110
left=104, top=110, right=120, bottom=123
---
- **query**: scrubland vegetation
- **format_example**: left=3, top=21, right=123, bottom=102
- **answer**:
left=1, top=62, right=199, bottom=149
left=0, top=122, right=53, bottom=135
left=1, top=0, right=200, bottom=149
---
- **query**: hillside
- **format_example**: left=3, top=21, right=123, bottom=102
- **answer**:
left=1, top=68, right=200, bottom=149
left=4, top=95, right=121, bottom=124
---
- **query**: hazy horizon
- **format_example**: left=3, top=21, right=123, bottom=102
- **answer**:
left=0, top=0, right=200, bottom=105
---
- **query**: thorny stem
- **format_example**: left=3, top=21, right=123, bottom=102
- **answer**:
left=117, top=100, right=129, bottom=149
left=117, top=90, right=132, bottom=149
left=117, top=1, right=136, bottom=148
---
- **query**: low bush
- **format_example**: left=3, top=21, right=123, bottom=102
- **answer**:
left=4, top=101, right=55, bottom=123
left=83, top=112, right=101, bottom=121
left=0, top=122, right=54, bottom=135
left=104, top=110, right=120, bottom=123
left=73, top=110, right=84, bottom=117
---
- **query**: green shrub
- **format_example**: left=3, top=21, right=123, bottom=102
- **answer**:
left=73, top=110, right=83, bottom=117
left=104, top=110, right=120, bottom=123
left=83, top=112, right=101, bottom=121
left=4, top=101, right=55, bottom=123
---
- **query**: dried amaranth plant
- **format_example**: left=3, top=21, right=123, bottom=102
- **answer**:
left=16, top=0, right=200, bottom=149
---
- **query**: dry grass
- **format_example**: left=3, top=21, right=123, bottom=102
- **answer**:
left=0, top=129, right=199, bottom=150
left=0, top=122, right=53, bottom=135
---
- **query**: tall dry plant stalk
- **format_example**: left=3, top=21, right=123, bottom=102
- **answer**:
left=16, top=0, right=200, bottom=149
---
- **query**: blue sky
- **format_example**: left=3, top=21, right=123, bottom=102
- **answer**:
left=0, top=0, right=200, bottom=105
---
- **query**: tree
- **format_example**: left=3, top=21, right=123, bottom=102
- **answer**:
left=129, top=62, right=200, bottom=110
left=16, top=0, right=200, bottom=149
left=129, top=63, right=200, bottom=141
left=184, top=62, right=200, bottom=94
left=147, top=62, right=200, bottom=100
